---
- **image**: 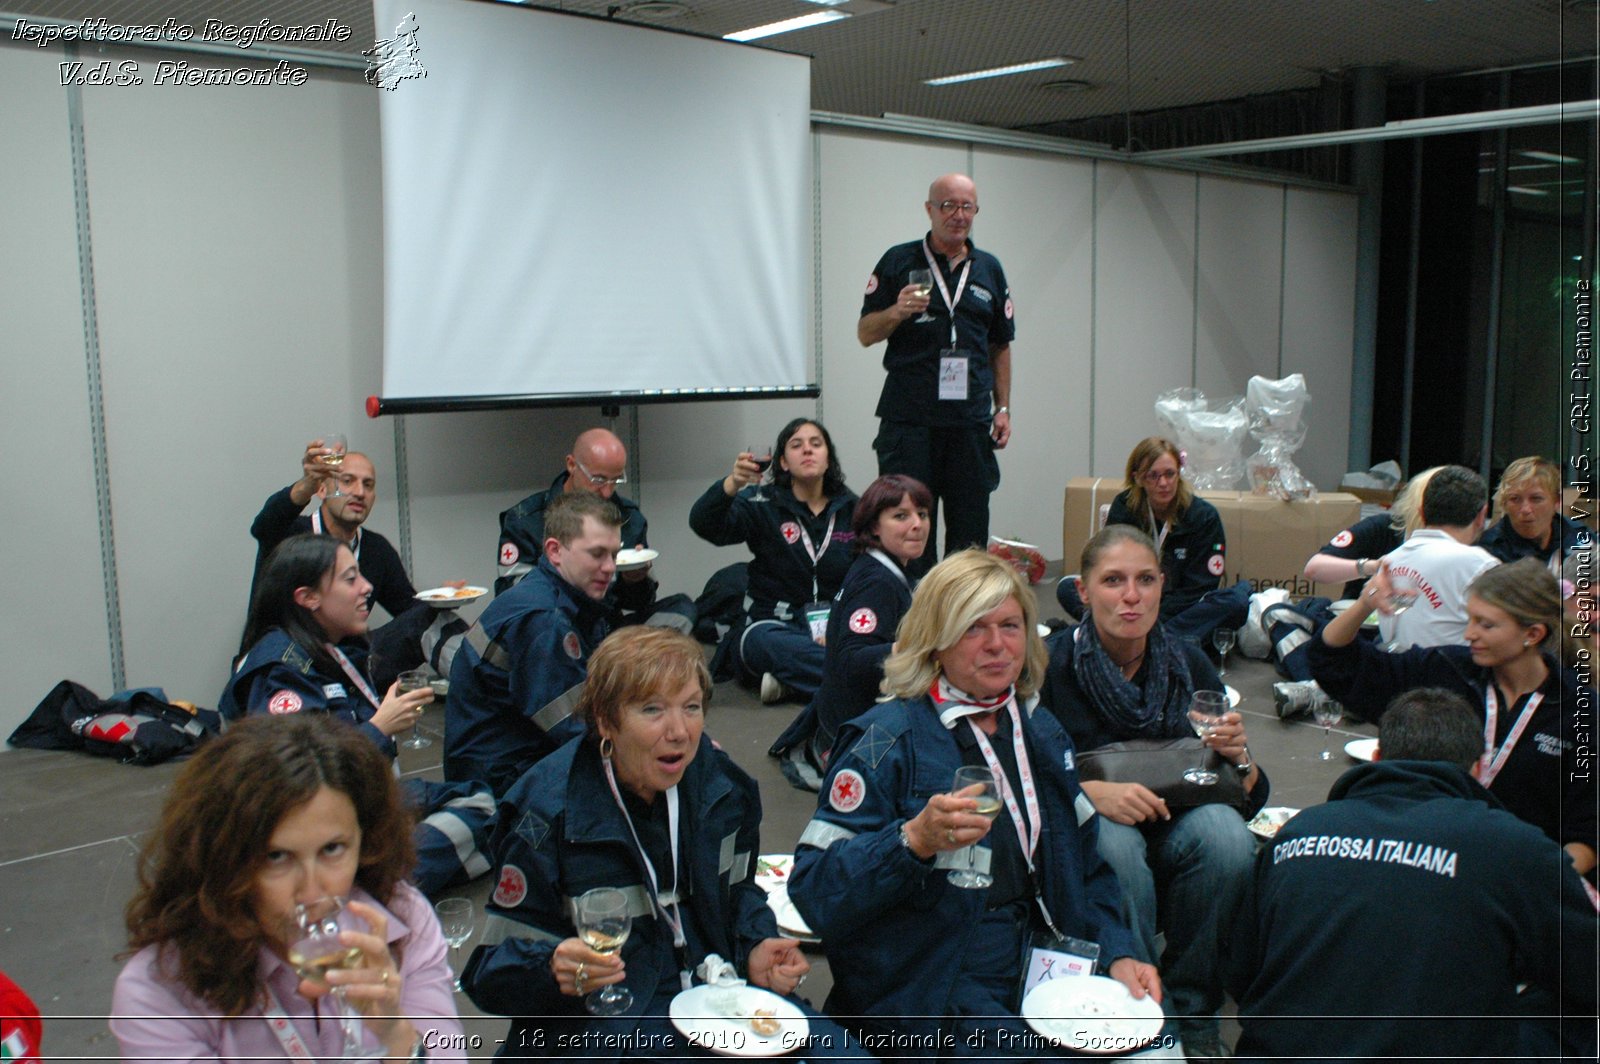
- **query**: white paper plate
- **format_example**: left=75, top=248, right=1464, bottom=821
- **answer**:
left=1225, top=685, right=1241, bottom=708
left=754, top=853, right=793, bottom=894
left=764, top=885, right=818, bottom=943
left=1021, top=974, right=1165, bottom=1055
left=1345, top=737, right=1379, bottom=762
left=669, top=984, right=808, bottom=1057
left=1246, top=806, right=1300, bottom=840
left=615, top=548, right=659, bottom=572
left=415, top=586, right=487, bottom=607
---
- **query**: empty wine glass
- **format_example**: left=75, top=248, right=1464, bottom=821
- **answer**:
left=1312, top=699, right=1344, bottom=761
left=1212, top=627, right=1237, bottom=678
left=397, top=669, right=433, bottom=750
left=434, top=897, right=475, bottom=993
left=947, top=765, right=999, bottom=889
left=1383, top=573, right=1421, bottom=652
left=575, top=887, right=633, bottom=1015
left=320, top=433, right=349, bottom=498
left=747, top=444, right=773, bottom=503
left=1184, top=690, right=1229, bottom=786
left=908, top=268, right=935, bottom=323
left=287, top=895, right=364, bottom=1058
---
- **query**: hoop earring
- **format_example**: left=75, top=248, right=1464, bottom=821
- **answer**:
left=599, top=736, right=614, bottom=760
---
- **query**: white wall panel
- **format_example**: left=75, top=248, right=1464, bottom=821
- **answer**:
left=1196, top=176, right=1284, bottom=403
left=1092, top=164, right=1199, bottom=473
left=973, top=147, right=1096, bottom=549
left=1282, top=189, right=1358, bottom=490
left=0, top=45, right=114, bottom=741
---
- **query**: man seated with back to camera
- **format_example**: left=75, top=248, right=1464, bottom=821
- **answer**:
left=248, top=438, right=462, bottom=691
left=495, top=427, right=694, bottom=633
left=447, top=491, right=621, bottom=797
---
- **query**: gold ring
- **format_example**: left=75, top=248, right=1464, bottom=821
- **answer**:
left=946, top=829, right=956, bottom=844
left=380, top=970, right=391, bottom=986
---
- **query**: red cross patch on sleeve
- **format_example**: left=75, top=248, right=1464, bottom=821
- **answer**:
left=1330, top=530, right=1354, bottom=548
left=829, top=768, right=867, bottom=813
left=1207, top=553, right=1225, bottom=576
left=865, top=273, right=879, bottom=295
left=849, top=608, right=878, bottom=634
left=492, top=863, right=528, bottom=908
left=499, top=542, right=519, bottom=566
left=268, top=690, right=303, bottom=715
left=562, top=632, right=582, bottom=660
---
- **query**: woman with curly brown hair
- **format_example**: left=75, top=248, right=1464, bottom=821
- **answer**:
left=111, top=715, right=463, bottom=1061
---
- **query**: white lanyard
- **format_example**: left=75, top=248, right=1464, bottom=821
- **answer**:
left=867, top=548, right=910, bottom=589
left=1546, top=550, right=1562, bottom=579
left=922, top=239, right=972, bottom=349
left=796, top=511, right=837, bottom=602
left=1147, top=503, right=1171, bottom=555
left=260, top=985, right=323, bottom=1063
left=1480, top=686, right=1543, bottom=788
left=326, top=644, right=383, bottom=712
left=601, top=759, right=691, bottom=990
left=964, top=699, right=1043, bottom=869
left=311, top=509, right=361, bottom=563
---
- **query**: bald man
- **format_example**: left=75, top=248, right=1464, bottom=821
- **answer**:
left=858, top=173, right=1014, bottom=578
left=496, top=428, right=692, bottom=631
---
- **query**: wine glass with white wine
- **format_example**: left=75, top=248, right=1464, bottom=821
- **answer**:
left=1184, top=690, right=1229, bottom=786
left=907, top=269, right=936, bottom=324
left=1312, top=698, right=1344, bottom=761
left=947, top=765, right=1000, bottom=889
left=1382, top=572, right=1421, bottom=652
left=320, top=433, right=349, bottom=499
left=575, top=887, right=633, bottom=1016
left=287, top=895, right=365, bottom=1059
left=397, top=669, right=433, bottom=750
left=434, top=896, right=475, bottom=992
left=1212, top=627, right=1236, bottom=679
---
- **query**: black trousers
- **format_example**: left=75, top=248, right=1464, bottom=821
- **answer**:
left=875, top=420, right=1000, bottom=579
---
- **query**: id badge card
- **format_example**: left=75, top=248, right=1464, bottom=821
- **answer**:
left=1019, top=932, right=1099, bottom=1000
left=938, top=349, right=968, bottom=401
left=804, top=602, right=831, bottom=642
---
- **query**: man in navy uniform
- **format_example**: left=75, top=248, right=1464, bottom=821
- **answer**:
left=857, top=173, right=1014, bottom=577
left=448, top=491, right=621, bottom=796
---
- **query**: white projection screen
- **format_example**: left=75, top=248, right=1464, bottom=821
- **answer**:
left=372, top=0, right=814, bottom=411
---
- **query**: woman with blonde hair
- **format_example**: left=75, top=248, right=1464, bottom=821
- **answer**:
left=1479, top=456, right=1591, bottom=573
left=1309, top=557, right=1596, bottom=877
left=791, top=550, right=1158, bottom=1054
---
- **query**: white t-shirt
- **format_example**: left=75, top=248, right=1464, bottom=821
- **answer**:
left=1378, top=529, right=1499, bottom=650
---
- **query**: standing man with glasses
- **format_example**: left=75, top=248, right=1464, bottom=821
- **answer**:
left=496, top=428, right=693, bottom=632
left=858, top=173, right=1014, bottom=578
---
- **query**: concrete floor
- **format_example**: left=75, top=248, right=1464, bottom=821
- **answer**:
left=0, top=575, right=1376, bottom=1060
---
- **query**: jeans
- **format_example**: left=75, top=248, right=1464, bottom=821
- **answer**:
left=1094, top=804, right=1256, bottom=1037
left=739, top=618, right=826, bottom=697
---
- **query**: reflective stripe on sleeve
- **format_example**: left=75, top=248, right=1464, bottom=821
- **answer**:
left=1075, top=792, right=1096, bottom=827
left=531, top=682, right=584, bottom=733
left=480, top=913, right=563, bottom=947
left=797, top=818, right=858, bottom=850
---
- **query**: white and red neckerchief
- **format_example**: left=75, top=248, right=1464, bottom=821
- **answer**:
left=922, top=239, right=972, bottom=350
left=601, top=758, right=691, bottom=991
left=1480, top=685, right=1543, bottom=788
left=931, top=679, right=1042, bottom=869
left=325, top=644, right=383, bottom=712
left=311, top=508, right=361, bottom=563
left=796, top=511, right=838, bottom=602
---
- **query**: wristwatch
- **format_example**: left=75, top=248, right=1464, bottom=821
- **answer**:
left=1233, top=747, right=1254, bottom=777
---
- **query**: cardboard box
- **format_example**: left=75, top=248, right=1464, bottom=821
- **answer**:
left=1062, top=479, right=1361, bottom=598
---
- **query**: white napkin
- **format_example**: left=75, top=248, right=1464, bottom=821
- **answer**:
left=695, top=953, right=745, bottom=988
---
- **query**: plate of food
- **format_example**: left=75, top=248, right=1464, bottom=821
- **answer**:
left=615, top=548, right=658, bottom=572
left=669, top=983, right=808, bottom=1057
left=1345, top=737, right=1379, bottom=762
left=1246, top=806, right=1300, bottom=840
left=415, top=586, right=487, bottom=607
left=754, top=854, right=793, bottom=894
left=1020, top=974, right=1164, bottom=1055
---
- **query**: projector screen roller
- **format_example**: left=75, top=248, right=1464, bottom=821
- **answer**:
left=372, top=0, right=814, bottom=410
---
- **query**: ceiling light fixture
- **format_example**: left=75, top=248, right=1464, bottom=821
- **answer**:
left=1521, top=150, right=1581, bottom=164
left=1041, top=79, right=1094, bottom=92
left=926, top=57, right=1077, bottom=87
left=617, top=0, right=691, bottom=16
left=724, top=10, right=849, bottom=42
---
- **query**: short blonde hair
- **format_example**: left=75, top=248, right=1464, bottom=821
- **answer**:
left=577, top=627, right=711, bottom=737
left=1493, top=456, right=1561, bottom=519
left=881, top=550, right=1047, bottom=701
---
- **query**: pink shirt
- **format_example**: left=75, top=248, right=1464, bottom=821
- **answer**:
left=111, top=884, right=465, bottom=1062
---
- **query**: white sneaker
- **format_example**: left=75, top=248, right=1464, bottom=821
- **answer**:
left=760, top=673, right=784, bottom=704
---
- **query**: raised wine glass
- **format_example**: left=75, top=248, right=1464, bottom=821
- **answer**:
left=947, top=765, right=1000, bottom=889
left=1383, top=572, right=1421, bottom=652
left=320, top=433, right=349, bottom=499
left=1312, top=698, right=1344, bottom=761
left=908, top=269, right=935, bottom=323
left=747, top=445, right=773, bottom=503
left=1212, top=628, right=1237, bottom=678
left=288, top=895, right=364, bottom=1059
left=434, top=896, right=475, bottom=992
left=1184, top=690, right=1229, bottom=786
left=575, top=887, right=633, bottom=1016
left=397, top=669, right=433, bottom=750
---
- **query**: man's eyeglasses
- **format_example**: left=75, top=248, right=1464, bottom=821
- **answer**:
left=935, top=200, right=980, bottom=216
left=574, top=458, right=627, bottom=488
left=1142, top=469, right=1180, bottom=484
